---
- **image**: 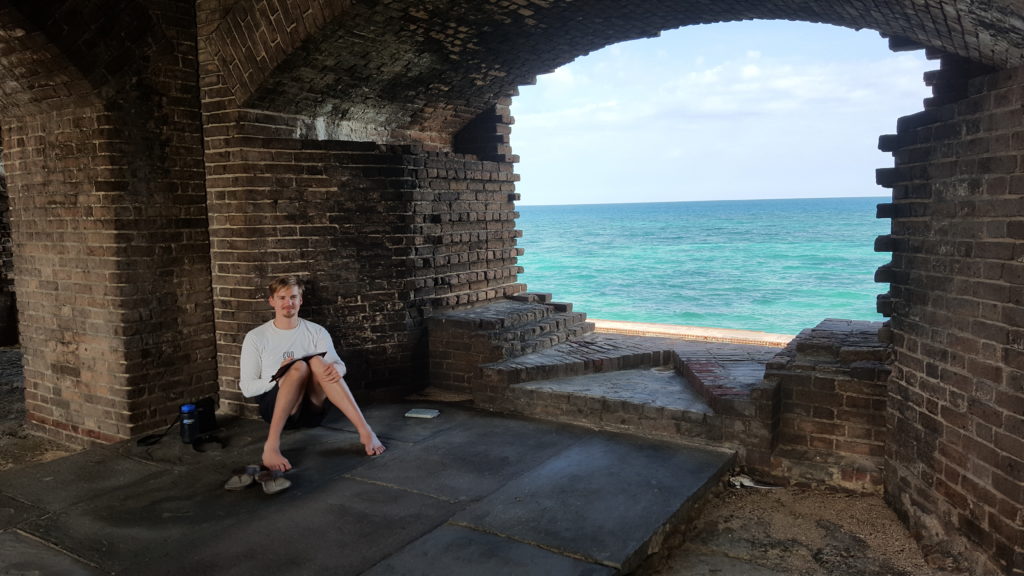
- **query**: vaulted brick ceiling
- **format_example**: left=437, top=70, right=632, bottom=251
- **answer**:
left=0, top=0, right=174, bottom=116
left=211, top=0, right=1024, bottom=137
left=3, top=1, right=1024, bottom=135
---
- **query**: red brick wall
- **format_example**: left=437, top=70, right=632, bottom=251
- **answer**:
left=879, top=60, right=1024, bottom=575
left=0, top=1, right=218, bottom=444
left=766, top=320, right=890, bottom=492
left=203, top=109, right=523, bottom=412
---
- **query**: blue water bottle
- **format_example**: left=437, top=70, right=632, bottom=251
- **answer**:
left=180, top=403, right=196, bottom=443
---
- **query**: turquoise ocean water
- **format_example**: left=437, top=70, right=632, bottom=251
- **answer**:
left=515, top=197, right=890, bottom=336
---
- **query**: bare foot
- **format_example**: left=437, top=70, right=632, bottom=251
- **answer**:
left=263, top=444, right=292, bottom=472
left=362, top=432, right=386, bottom=456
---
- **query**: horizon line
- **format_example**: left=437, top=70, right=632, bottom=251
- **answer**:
left=517, top=194, right=891, bottom=207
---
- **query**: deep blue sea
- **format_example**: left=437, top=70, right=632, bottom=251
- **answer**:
left=515, top=197, right=890, bottom=336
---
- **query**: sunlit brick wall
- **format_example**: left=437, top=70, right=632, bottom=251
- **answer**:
left=877, top=58, right=1024, bottom=576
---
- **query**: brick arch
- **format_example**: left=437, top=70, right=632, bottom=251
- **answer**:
left=0, top=0, right=183, bottom=115
left=202, top=0, right=351, bottom=110
left=0, top=5, right=95, bottom=116
left=205, top=0, right=1024, bottom=143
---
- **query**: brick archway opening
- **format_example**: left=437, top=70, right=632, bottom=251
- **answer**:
left=201, top=4, right=992, bottom=411
left=197, top=5, right=1020, bottom=573
left=508, top=21, right=930, bottom=336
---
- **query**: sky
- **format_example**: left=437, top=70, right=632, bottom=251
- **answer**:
left=509, top=20, right=935, bottom=206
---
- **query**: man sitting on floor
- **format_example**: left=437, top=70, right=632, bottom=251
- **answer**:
left=239, top=275, right=385, bottom=472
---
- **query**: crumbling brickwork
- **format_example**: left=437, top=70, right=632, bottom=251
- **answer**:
left=766, top=320, right=891, bottom=492
left=878, top=56, right=1024, bottom=575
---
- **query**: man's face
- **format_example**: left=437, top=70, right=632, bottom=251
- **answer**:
left=269, top=286, right=302, bottom=319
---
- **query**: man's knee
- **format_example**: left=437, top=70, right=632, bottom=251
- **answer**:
left=277, top=360, right=311, bottom=390
left=307, top=355, right=329, bottom=372
left=286, top=359, right=311, bottom=378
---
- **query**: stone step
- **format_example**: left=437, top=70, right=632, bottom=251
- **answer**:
left=432, top=299, right=594, bottom=359
left=509, top=291, right=552, bottom=304
left=496, top=311, right=593, bottom=359
left=504, top=367, right=727, bottom=447
left=474, top=333, right=779, bottom=465
left=427, top=298, right=596, bottom=394
left=479, top=336, right=674, bottom=389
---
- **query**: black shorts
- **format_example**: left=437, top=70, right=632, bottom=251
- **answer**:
left=256, top=384, right=331, bottom=429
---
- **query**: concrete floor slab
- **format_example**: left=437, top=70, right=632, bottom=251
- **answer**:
left=0, top=447, right=168, bottom=511
left=0, top=404, right=735, bottom=576
left=15, top=436, right=391, bottom=572
left=0, top=493, right=44, bottom=530
left=323, top=402, right=477, bottom=444
left=0, top=531, right=102, bottom=575
left=347, top=413, right=587, bottom=502
left=452, top=432, right=732, bottom=571
left=18, top=464, right=265, bottom=572
left=124, top=478, right=460, bottom=576
left=363, top=524, right=615, bottom=576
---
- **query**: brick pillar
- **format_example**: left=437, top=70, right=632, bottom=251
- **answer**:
left=766, top=319, right=890, bottom=493
left=0, top=1, right=218, bottom=445
left=877, top=54, right=1023, bottom=575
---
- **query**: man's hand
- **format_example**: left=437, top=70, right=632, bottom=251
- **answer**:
left=318, top=362, right=342, bottom=385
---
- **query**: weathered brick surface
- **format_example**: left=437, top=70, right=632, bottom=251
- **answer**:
left=878, top=56, right=1024, bottom=576
left=197, top=0, right=1024, bottom=147
left=201, top=108, right=526, bottom=414
left=0, top=1, right=218, bottom=445
left=766, top=319, right=890, bottom=493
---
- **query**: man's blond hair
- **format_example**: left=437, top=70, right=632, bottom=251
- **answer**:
left=267, top=275, right=304, bottom=298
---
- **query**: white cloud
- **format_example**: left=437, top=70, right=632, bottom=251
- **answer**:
left=510, top=21, right=934, bottom=205
left=514, top=99, right=622, bottom=129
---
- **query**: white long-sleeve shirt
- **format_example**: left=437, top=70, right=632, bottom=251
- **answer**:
left=239, top=318, right=347, bottom=398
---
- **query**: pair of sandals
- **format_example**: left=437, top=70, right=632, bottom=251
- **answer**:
left=223, top=464, right=291, bottom=494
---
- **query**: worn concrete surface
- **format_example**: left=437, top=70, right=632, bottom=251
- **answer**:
left=515, top=367, right=713, bottom=414
left=0, top=403, right=732, bottom=575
